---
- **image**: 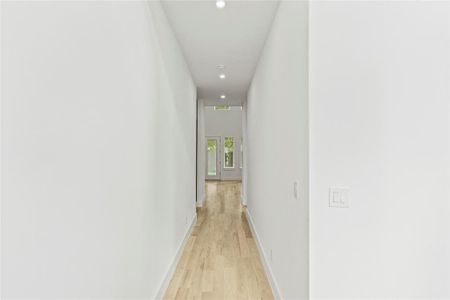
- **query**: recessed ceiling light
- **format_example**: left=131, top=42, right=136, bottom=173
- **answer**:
left=220, top=94, right=226, bottom=99
left=216, top=0, right=226, bottom=9
left=219, top=74, right=226, bottom=79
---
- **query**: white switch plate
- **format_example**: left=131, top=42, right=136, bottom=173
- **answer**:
left=294, top=181, right=299, bottom=199
left=329, top=187, right=349, bottom=208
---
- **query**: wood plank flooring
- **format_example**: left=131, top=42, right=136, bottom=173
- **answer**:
left=164, top=181, right=274, bottom=300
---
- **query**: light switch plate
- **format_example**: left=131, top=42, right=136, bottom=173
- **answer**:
left=294, top=181, right=299, bottom=199
left=329, top=187, right=349, bottom=208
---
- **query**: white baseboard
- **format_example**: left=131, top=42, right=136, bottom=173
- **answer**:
left=154, top=212, right=197, bottom=299
left=245, top=209, right=282, bottom=300
left=240, top=195, right=247, bottom=206
left=196, top=195, right=204, bottom=208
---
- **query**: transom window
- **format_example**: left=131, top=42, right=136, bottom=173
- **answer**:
left=214, top=105, right=230, bottom=111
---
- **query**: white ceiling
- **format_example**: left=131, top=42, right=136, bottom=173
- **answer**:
left=161, top=0, right=279, bottom=105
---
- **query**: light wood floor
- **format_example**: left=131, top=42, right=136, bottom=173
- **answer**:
left=164, top=181, right=274, bottom=300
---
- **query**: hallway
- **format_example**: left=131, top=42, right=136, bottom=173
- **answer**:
left=2, top=1, right=450, bottom=299
left=164, top=182, right=273, bottom=300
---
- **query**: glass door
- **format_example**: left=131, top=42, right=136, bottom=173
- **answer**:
left=206, top=137, right=221, bottom=180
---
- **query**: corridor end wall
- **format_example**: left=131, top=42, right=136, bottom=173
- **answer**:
left=204, top=106, right=243, bottom=181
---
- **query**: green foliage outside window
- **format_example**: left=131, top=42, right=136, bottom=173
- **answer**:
left=207, top=140, right=216, bottom=152
left=224, top=137, right=234, bottom=168
left=214, top=105, right=230, bottom=111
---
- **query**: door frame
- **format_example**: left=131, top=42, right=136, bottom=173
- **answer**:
left=205, top=136, right=221, bottom=180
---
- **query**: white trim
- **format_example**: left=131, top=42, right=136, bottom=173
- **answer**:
left=154, top=212, right=197, bottom=299
left=246, top=209, right=282, bottom=300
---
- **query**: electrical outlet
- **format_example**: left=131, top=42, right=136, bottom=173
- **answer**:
left=185, top=216, right=188, bottom=225
left=270, top=249, right=273, bottom=262
left=329, top=187, right=349, bottom=208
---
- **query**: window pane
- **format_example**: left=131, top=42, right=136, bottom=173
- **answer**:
left=224, top=137, right=234, bottom=168
left=207, top=139, right=217, bottom=176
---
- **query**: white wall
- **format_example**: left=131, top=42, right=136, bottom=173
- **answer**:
left=241, top=102, right=248, bottom=205
left=310, top=1, right=450, bottom=298
left=204, top=106, right=242, bottom=180
left=246, top=1, right=309, bottom=299
left=1, top=1, right=196, bottom=298
left=197, top=100, right=206, bottom=206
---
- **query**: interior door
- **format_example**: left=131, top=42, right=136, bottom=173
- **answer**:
left=206, top=137, right=221, bottom=180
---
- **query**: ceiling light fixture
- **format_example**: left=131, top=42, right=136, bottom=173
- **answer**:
left=219, top=74, right=226, bottom=79
left=216, top=0, right=226, bottom=9
left=220, top=94, right=226, bottom=99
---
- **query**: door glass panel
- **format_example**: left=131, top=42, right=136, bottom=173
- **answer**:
left=207, top=139, right=217, bottom=176
left=224, top=137, right=234, bottom=168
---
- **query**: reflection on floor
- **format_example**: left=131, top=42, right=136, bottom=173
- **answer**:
left=164, top=181, right=274, bottom=300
